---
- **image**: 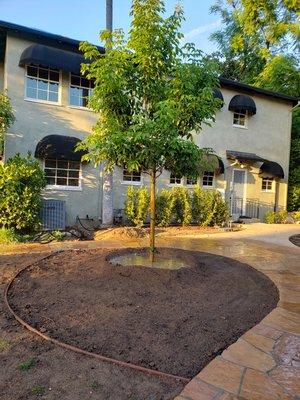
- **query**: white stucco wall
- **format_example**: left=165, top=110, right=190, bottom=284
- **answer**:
left=3, top=34, right=294, bottom=224
left=112, top=89, right=293, bottom=217
left=3, top=35, right=102, bottom=226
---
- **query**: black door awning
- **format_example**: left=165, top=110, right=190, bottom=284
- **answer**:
left=19, top=44, right=87, bottom=74
left=226, top=150, right=266, bottom=163
left=228, top=94, right=256, bottom=115
left=213, top=88, right=224, bottom=107
left=259, top=161, right=284, bottom=179
left=35, top=135, right=87, bottom=161
left=216, top=157, right=225, bottom=175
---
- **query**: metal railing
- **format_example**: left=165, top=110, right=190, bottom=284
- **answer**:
left=228, top=197, right=275, bottom=219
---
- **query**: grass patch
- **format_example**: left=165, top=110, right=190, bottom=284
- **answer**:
left=90, top=381, right=102, bottom=391
left=0, top=228, right=21, bottom=244
left=0, top=338, right=10, bottom=351
left=18, top=358, right=36, bottom=371
left=31, top=386, right=45, bottom=396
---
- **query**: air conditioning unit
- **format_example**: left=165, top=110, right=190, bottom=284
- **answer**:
left=40, top=199, right=66, bottom=231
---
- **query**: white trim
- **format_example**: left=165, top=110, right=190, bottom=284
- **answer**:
left=43, top=159, right=82, bottom=190
left=232, top=124, right=248, bottom=130
left=68, top=72, right=93, bottom=108
left=45, top=185, right=82, bottom=191
left=24, top=65, right=62, bottom=105
left=121, top=181, right=141, bottom=186
left=231, top=168, right=247, bottom=215
left=122, top=168, right=142, bottom=185
left=202, top=171, right=215, bottom=188
left=232, top=111, right=248, bottom=129
left=261, top=177, right=275, bottom=193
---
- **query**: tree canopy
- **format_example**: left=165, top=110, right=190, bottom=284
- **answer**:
left=79, top=0, right=221, bottom=257
left=210, top=0, right=300, bottom=211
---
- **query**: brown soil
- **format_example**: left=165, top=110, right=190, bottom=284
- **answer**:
left=94, top=226, right=233, bottom=240
left=7, top=247, right=278, bottom=399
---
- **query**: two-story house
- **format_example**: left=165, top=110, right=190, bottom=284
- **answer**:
left=0, top=21, right=298, bottom=227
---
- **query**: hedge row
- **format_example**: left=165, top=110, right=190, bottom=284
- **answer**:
left=124, top=186, right=229, bottom=227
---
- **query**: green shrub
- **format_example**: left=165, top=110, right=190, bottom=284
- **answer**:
left=0, top=92, right=15, bottom=156
left=0, top=228, right=21, bottom=244
left=156, top=189, right=173, bottom=226
left=211, top=190, right=230, bottom=226
left=265, top=210, right=288, bottom=224
left=288, top=185, right=300, bottom=211
left=124, top=185, right=229, bottom=228
left=124, top=186, right=150, bottom=227
left=171, top=187, right=192, bottom=225
left=191, top=187, right=213, bottom=225
left=191, top=187, right=229, bottom=226
left=0, top=154, right=46, bottom=232
left=292, top=211, right=300, bottom=221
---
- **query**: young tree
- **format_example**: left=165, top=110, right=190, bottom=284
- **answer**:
left=0, top=92, right=15, bottom=157
left=79, top=0, right=220, bottom=260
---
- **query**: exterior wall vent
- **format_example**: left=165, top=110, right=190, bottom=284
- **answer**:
left=40, top=199, right=66, bottom=230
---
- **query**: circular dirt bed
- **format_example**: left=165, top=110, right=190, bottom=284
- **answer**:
left=8, top=248, right=278, bottom=380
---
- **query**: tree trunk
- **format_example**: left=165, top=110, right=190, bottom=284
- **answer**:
left=106, top=0, right=113, bottom=31
left=149, top=169, right=156, bottom=262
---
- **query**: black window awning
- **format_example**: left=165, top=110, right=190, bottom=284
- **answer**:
left=213, top=88, right=224, bottom=107
left=259, top=161, right=284, bottom=179
left=217, top=157, right=225, bottom=175
left=19, top=44, right=87, bottom=74
left=228, top=94, right=256, bottom=115
left=35, top=135, right=87, bottom=161
left=227, top=150, right=266, bottom=163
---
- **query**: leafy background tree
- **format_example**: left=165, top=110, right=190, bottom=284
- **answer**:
left=210, top=0, right=300, bottom=210
left=79, top=0, right=220, bottom=259
left=0, top=92, right=15, bottom=156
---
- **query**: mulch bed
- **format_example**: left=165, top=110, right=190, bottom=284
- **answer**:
left=289, top=234, right=300, bottom=248
left=8, top=247, right=278, bottom=388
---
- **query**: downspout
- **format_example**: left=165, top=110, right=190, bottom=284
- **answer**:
left=101, top=0, right=114, bottom=226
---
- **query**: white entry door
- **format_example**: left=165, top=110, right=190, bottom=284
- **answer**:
left=231, top=169, right=246, bottom=216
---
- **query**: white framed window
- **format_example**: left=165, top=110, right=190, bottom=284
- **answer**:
left=44, top=159, right=81, bottom=189
left=69, top=74, right=94, bottom=108
left=25, top=65, right=60, bottom=103
left=170, top=174, right=182, bottom=185
left=186, top=177, right=197, bottom=186
left=233, top=111, right=247, bottom=127
left=122, top=169, right=141, bottom=183
left=202, top=171, right=214, bottom=187
left=261, top=177, right=274, bottom=192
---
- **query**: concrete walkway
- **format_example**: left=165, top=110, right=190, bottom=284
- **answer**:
left=1, top=224, right=299, bottom=399
left=165, top=225, right=300, bottom=400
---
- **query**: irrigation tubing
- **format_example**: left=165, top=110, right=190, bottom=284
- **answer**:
left=4, top=251, right=190, bottom=385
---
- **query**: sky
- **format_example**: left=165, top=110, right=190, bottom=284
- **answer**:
left=0, top=0, right=220, bottom=54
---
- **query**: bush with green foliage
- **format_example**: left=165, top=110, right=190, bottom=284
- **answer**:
left=191, top=186, right=214, bottom=226
left=265, top=210, right=288, bottom=224
left=0, top=227, right=21, bottom=244
left=125, top=185, right=229, bottom=227
left=156, top=189, right=173, bottom=227
left=0, top=154, right=46, bottom=232
left=0, top=92, right=15, bottom=156
left=211, top=190, right=230, bottom=226
left=171, top=187, right=192, bottom=226
left=124, top=186, right=150, bottom=227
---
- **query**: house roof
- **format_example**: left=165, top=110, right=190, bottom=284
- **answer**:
left=0, top=20, right=298, bottom=105
left=220, top=77, right=298, bottom=106
left=0, top=20, right=104, bottom=58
